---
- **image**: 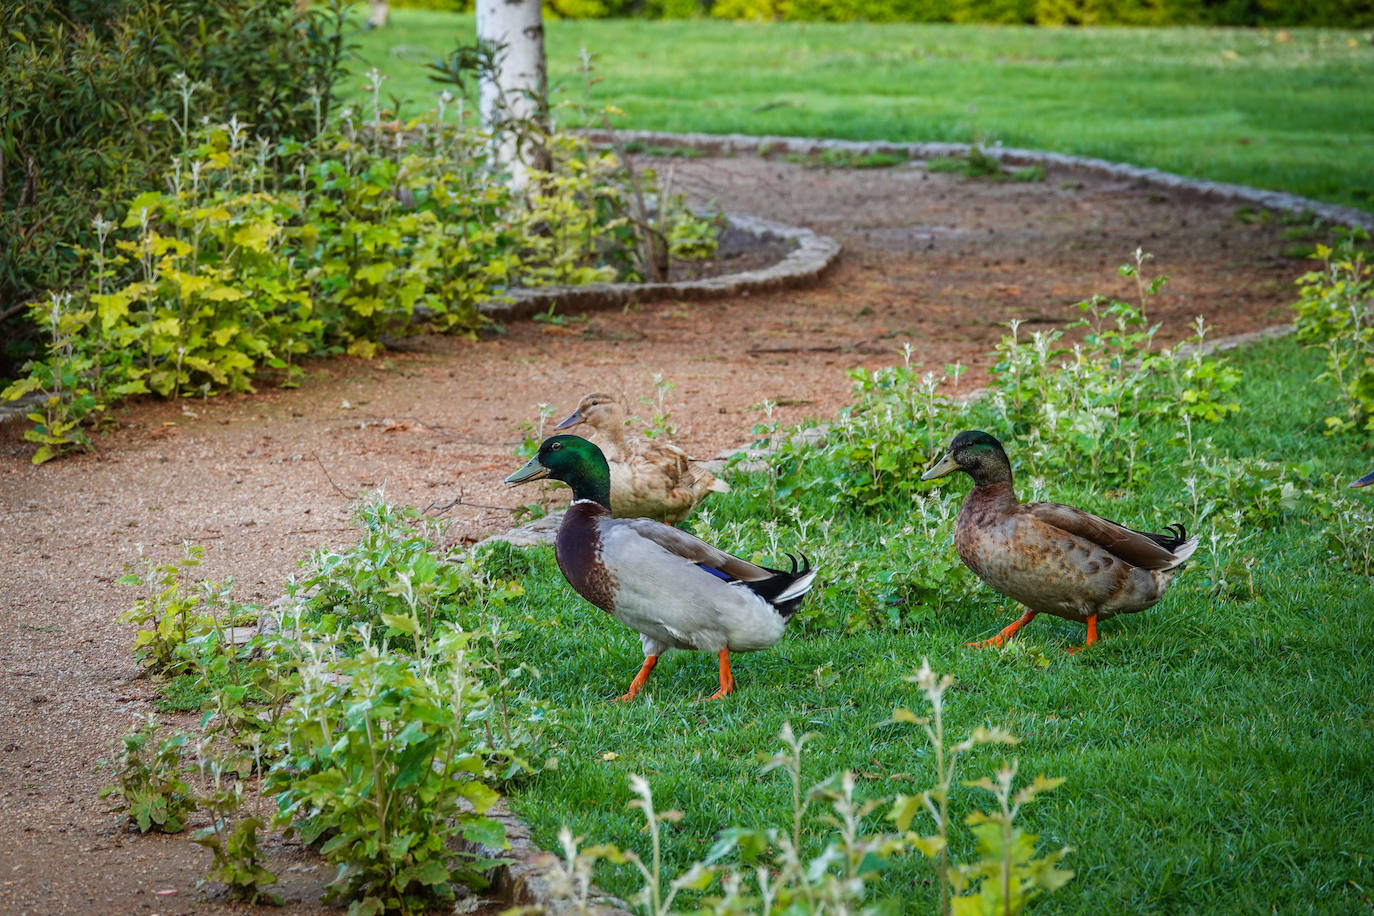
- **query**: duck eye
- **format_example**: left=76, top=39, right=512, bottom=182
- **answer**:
left=550, top=441, right=562, bottom=450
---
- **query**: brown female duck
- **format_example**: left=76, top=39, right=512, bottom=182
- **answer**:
left=554, top=392, right=728, bottom=525
left=922, top=430, right=1198, bottom=650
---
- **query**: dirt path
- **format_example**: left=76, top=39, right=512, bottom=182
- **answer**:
left=0, top=152, right=1308, bottom=913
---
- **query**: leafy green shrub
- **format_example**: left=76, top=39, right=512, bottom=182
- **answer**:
left=109, top=498, right=560, bottom=911
left=117, top=544, right=219, bottom=673
left=268, top=627, right=509, bottom=915
left=1311, top=479, right=1374, bottom=576
left=1294, top=240, right=1374, bottom=434
left=0, top=0, right=350, bottom=377
left=100, top=716, right=198, bottom=834
left=191, top=759, right=283, bottom=905
left=974, top=252, right=1240, bottom=485
left=297, top=502, right=503, bottom=646
left=3, top=78, right=708, bottom=461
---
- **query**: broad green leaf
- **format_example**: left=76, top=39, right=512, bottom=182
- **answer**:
left=355, top=262, right=391, bottom=285
left=203, top=285, right=245, bottom=302
left=379, top=611, right=418, bottom=634
left=233, top=219, right=280, bottom=252
left=460, top=816, right=507, bottom=849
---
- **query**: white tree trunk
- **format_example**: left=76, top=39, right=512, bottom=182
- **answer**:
left=475, top=0, right=549, bottom=190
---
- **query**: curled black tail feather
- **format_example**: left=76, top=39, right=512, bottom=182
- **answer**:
left=745, top=553, right=815, bottom=619
left=1142, top=523, right=1190, bottom=553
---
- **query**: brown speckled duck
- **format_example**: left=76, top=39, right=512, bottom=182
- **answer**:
left=554, top=392, right=729, bottom=525
left=921, top=430, right=1198, bottom=651
left=505, top=435, right=815, bottom=700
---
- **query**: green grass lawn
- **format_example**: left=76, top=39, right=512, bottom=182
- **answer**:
left=347, top=11, right=1374, bottom=213
left=476, top=332, right=1374, bottom=913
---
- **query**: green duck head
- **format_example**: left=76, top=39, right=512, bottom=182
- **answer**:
left=505, top=434, right=612, bottom=508
left=921, top=429, right=1013, bottom=487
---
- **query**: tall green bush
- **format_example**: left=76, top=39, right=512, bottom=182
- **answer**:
left=0, top=0, right=349, bottom=378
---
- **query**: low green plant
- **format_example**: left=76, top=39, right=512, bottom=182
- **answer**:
left=923, top=149, right=1012, bottom=179
left=110, top=499, right=560, bottom=913
left=926, top=157, right=967, bottom=174
left=637, top=372, right=679, bottom=440
left=117, top=543, right=218, bottom=672
left=191, top=757, right=283, bottom=905
left=1310, top=480, right=1374, bottom=576
left=964, top=145, right=1005, bottom=178
left=0, top=293, right=101, bottom=462
left=890, top=660, right=1073, bottom=916
left=295, top=502, right=499, bottom=647
left=785, top=148, right=909, bottom=169
left=269, top=626, right=509, bottom=915
left=983, top=250, right=1240, bottom=485
left=543, top=661, right=1071, bottom=914
left=1294, top=239, right=1374, bottom=433
left=1009, top=165, right=1045, bottom=183
left=99, top=716, right=198, bottom=834
left=187, top=611, right=303, bottom=768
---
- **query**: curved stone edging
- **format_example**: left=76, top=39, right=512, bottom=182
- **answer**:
left=581, top=129, right=1374, bottom=235
left=477, top=211, right=842, bottom=322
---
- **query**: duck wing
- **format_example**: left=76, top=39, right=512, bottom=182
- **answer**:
left=615, top=517, right=775, bottom=581
left=1025, top=502, right=1195, bottom=571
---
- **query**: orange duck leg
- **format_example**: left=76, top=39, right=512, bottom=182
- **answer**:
left=704, top=649, right=735, bottom=700
left=616, top=654, right=659, bottom=702
left=967, top=609, right=1038, bottom=649
left=1067, top=614, right=1099, bottom=655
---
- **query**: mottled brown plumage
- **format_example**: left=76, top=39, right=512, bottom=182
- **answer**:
left=553, top=392, right=729, bottom=525
left=922, top=430, right=1198, bottom=650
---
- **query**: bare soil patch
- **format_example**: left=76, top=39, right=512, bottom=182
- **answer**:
left=0, top=151, right=1311, bottom=914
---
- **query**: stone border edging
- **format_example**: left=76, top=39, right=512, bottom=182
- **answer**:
left=477, top=211, right=842, bottom=322
left=580, top=129, right=1374, bottom=235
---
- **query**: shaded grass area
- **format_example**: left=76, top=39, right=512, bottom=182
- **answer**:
left=349, top=12, right=1374, bottom=212
left=483, top=336, right=1374, bottom=912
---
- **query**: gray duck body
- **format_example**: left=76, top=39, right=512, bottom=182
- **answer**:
left=555, top=499, right=804, bottom=658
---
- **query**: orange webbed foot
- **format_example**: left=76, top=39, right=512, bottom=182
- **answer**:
left=966, top=609, right=1038, bottom=650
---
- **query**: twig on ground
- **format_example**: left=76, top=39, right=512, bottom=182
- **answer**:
left=313, top=452, right=351, bottom=499
left=425, top=490, right=516, bottom=515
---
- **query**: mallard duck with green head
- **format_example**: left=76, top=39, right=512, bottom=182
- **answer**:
left=505, top=435, right=816, bottom=700
left=1351, top=470, right=1374, bottom=488
left=922, top=430, right=1198, bottom=650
